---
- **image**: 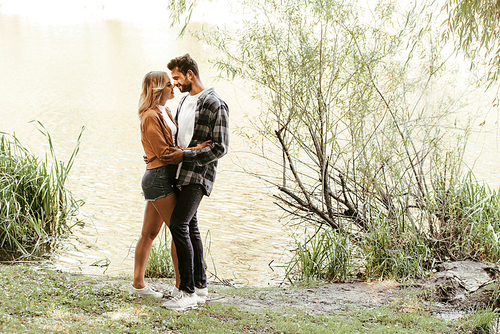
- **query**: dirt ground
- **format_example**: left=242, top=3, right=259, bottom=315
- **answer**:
left=209, top=280, right=408, bottom=315
left=149, top=261, right=499, bottom=320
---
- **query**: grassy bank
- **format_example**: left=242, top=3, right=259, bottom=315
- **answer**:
left=0, top=264, right=480, bottom=333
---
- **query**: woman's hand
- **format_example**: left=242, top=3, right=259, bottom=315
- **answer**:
left=189, top=140, right=212, bottom=150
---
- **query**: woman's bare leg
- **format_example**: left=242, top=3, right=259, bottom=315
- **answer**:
left=133, top=200, right=164, bottom=289
left=133, top=193, right=179, bottom=289
left=150, top=195, right=180, bottom=288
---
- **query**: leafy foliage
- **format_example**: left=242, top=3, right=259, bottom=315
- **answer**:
left=443, top=0, right=500, bottom=84
left=167, top=0, right=500, bottom=281
left=194, top=0, right=500, bottom=281
left=167, top=0, right=197, bottom=37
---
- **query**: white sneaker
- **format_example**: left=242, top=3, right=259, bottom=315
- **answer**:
left=130, top=285, right=163, bottom=298
left=195, top=287, right=208, bottom=304
left=171, top=286, right=179, bottom=298
left=161, top=290, right=197, bottom=311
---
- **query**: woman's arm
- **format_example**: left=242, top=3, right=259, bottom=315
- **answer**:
left=184, top=140, right=212, bottom=151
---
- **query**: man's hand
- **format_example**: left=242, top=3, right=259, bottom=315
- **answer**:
left=143, top=155, right=149, bottom=164
left=161, top=147, right=183, bottom=164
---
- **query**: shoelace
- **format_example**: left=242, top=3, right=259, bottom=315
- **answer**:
left=171, top=290, right=187, bottom=302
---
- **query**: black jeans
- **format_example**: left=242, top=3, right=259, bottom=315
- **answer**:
left=169, top=184, right=207, bottom=294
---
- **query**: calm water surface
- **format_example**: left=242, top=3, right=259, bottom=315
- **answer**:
left=1, top=1, right=500, bottom=286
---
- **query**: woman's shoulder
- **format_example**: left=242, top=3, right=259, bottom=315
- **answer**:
left=143, top=108, right=159, bottom=116
left=140, top=110, right=161, bottom=129
left=140, top=108, right=160, bottom=121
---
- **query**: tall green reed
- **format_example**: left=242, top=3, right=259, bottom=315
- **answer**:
left=286, top=170, right=500, bottom=283
left=430, top=171, right=500, bottom=262
left=146, top=228, right=215, bottom=279
left=145, top=224, right=174, bottom=278
left=361, top=216, right=433, bottom=280
left=286, top=227, right=352, bottom=283
left=0, top=122, right=84, bottom=259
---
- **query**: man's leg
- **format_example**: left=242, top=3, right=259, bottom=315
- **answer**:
left=189, top=213, right=207, bottom=289
left=168, top=184, right=205, bottom=293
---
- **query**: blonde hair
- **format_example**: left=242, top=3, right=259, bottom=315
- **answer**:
left=138, top=71, right=169, bottom=116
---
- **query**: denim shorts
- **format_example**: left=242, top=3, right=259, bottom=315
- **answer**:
left=141, top=165, right=177, bottom=201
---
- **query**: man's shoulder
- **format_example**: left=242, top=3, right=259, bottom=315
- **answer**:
left=201, top=88, right=227, bottom=110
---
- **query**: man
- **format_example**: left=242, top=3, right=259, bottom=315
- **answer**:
left=161, top=54, right=229, bottom=311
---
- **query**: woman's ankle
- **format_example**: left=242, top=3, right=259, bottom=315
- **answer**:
left=133, top=282, right=145, bottom=289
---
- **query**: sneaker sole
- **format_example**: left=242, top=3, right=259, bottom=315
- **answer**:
left=130, top=291, right=163, bottom=298
left=177, top=305, right=197, bottom=312
left=162, top=304, right=198, bottom=312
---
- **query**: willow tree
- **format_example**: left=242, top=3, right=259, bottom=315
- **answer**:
left=171, top=0, right=500, bottom=280
left=443, top=0, right=500, bottom=85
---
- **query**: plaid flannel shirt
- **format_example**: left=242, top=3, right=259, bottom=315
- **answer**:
left=176, top=87, right=229, bottom=196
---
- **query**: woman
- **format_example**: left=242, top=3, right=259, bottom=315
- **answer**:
left=131, top=71, right=208, bottom=297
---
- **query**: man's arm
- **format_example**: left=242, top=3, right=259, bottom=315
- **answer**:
left=161, top=97, right=229, bottom=166
left=184, top=99, right=229, bottom=166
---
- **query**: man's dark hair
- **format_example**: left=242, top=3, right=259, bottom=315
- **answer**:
left=167, top=53, right=200, bottom=78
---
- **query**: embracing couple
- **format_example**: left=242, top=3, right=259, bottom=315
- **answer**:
left=130, top=54, right=229, bottom=311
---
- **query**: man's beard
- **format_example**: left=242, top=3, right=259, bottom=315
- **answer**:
left=179, top=82, right=192, bottom=93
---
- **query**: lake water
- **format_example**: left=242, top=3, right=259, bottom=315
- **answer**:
left=0, top=1, right=290, bottom=286
left=1, top=0, right=500, bottom=287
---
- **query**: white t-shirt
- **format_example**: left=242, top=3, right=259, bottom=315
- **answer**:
left=176, top=91, right=203, bottom=178
left=177, top=92, right=201, bottom=148
left=158, top=105, right=177, bottom=146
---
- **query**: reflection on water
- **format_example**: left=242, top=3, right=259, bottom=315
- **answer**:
left=0, top=9, right=289, bottom=286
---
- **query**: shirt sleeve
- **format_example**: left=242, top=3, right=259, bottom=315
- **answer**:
left=142, top=115, right=171, bottom=159
left=182, top=99, right=229, bottom=166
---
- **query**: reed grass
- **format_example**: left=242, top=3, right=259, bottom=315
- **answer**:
left=145, top=225, right=174, bottom=278
left=286, top=227, right=353, bottom=282
left=0, top=122, right=84, bottom=259
left=146, top=228, right=215, bottom=279
left=361, top=217, right=433, bottom=280
left=462, top=307, right=499, bottom=334
left=287, top=170, right=500, bottom=283
left=430, top=171, right=500, bottom=262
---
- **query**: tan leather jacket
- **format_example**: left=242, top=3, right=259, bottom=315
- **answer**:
left=140, top=107, right=177, bottom=169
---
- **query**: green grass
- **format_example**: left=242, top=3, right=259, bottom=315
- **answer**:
left=0, top=123, right=83, bottom=259
left=0, top=264, right=481, bottom=333
left=461, top=307, right=499, bottom=334
left=0, top=122, right=84, bottom=259
left=286, top=227, right=353, bottom=283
